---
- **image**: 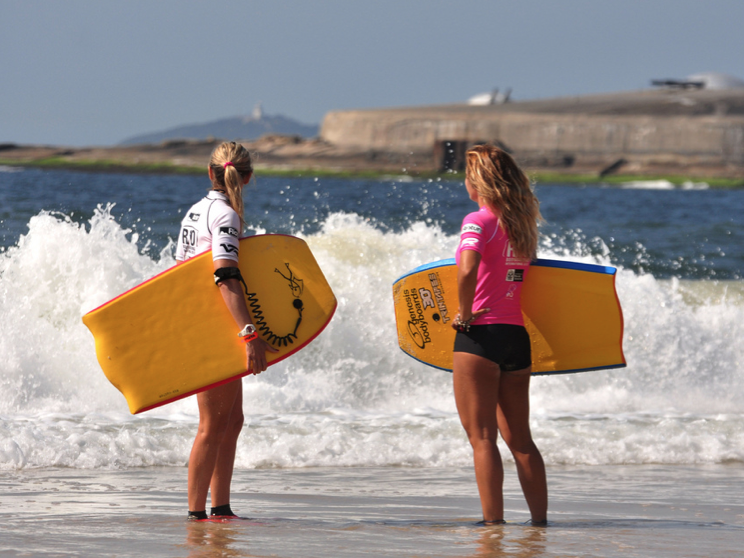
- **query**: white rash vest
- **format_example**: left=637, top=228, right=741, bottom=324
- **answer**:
left=175, top=191, right=241, bottom=262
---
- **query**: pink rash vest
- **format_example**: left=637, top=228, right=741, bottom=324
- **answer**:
left=455, top=206, right=532, bottom=326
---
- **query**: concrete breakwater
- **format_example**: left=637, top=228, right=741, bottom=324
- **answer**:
left=320, top=89, right=744, bottom=178
left=3, top=89, right=744, bottom=180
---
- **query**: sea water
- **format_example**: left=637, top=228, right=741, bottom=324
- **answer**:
left=0, top=166, right=742, bottom=472
left=2, top=166, right=744, bottom=556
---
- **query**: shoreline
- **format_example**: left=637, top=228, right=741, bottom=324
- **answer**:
left=3, top=464, right=743, bottom=557
left=3, top=157, right=743, bottom=188
left=2, top=140, right=743, bottom=188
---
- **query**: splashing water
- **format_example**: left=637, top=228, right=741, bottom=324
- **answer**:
left=1, top=203, right=742, bottom=470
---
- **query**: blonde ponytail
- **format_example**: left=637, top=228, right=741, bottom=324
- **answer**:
left=208, top=141, right=253, bottom=228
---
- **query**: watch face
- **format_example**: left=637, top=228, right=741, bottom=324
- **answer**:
left=240, top=324, right=256, bottom=337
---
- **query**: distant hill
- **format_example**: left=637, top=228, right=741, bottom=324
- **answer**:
left=119, top=110, right=318, bottom=146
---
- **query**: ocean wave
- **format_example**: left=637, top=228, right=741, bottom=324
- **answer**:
left=1, top=206, right=743, bottom=469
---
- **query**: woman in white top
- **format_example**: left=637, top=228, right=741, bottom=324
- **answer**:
left=176, top=141, right=277, bottom=520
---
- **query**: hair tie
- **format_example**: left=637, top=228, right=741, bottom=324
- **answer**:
left=223, top=161, right=234, bottom=169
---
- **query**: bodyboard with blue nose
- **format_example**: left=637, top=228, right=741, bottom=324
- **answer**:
left=392, top=258, right=625, bottom=374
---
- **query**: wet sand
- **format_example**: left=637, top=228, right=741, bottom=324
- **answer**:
left=2, top=464, right=743, bottom=557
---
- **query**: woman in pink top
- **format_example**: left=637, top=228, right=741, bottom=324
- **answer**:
left=452, top=145, right=547, bottom=526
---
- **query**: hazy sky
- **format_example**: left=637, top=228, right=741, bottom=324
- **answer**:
left=2, top=0, right=743, bottom=146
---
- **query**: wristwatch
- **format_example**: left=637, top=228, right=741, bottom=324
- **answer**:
left=238, top=323, right=258, bottom=342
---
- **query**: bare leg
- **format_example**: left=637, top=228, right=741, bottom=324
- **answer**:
left=209, top=387, right=244, bottom=508
left=453, top=351, right=503, bottom=522
left=496, top=367, right=548, bottom=523
left=187, top=379, right=243, bottom=512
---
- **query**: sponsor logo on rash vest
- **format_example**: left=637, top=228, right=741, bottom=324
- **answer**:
left=461, top=223, right=482, bottom=235
left=503, top=241, right=531, bottom=266
left=506, top=269, right=524, bottom=282
left=460, top=238, right=478, bottom=249
left=219, top=226, right=239, bottom=237
left=181, top=226, right=198, bottom=256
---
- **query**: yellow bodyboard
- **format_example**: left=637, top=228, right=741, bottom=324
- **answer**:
left=83, top=234, right=336, bottom=413
left=392, top=258, right=625, bottom=374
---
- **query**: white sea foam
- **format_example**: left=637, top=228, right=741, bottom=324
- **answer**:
left=1, top=207, right=742, bottom=470
left=620, top=180, right=676, bottom=190
left=619, top=180, right=709, bottom=190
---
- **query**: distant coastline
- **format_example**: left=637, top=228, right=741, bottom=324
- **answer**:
left=5, top=87, right=744, bottom=187
left=118, top=110, right=318, bottom=146
left=2, top=141, right=741, bottom=188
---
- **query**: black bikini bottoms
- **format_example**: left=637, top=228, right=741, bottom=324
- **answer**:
left=454, top=323, right=532, bottom=372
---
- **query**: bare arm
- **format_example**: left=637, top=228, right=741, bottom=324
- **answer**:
left=456, top=249, right=490, bottom=326
left=214, top=258, right=278, bottom=374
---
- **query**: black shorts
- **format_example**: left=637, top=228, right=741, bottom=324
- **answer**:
left=453, top=324, right=532, bottom=372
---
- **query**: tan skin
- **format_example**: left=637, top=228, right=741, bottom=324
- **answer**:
left=179, top=167, right=278, bottom=514
left=453, top=179, right=547, bottom=524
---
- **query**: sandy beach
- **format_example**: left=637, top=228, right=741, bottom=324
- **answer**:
left=2, top=464, right=742, bottom=557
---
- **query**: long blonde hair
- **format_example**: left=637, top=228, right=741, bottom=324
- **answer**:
left=208, top=141, right=253, bottom=228
left=465, top=144, right=542, bottom=259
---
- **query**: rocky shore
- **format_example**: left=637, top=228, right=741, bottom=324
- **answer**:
left=1, top=132, right=743, bottom=186
left=0, top=135, right=433, bottom=176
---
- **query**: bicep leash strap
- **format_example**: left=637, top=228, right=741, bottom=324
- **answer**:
left=214, top=266, right=249, bottom=296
